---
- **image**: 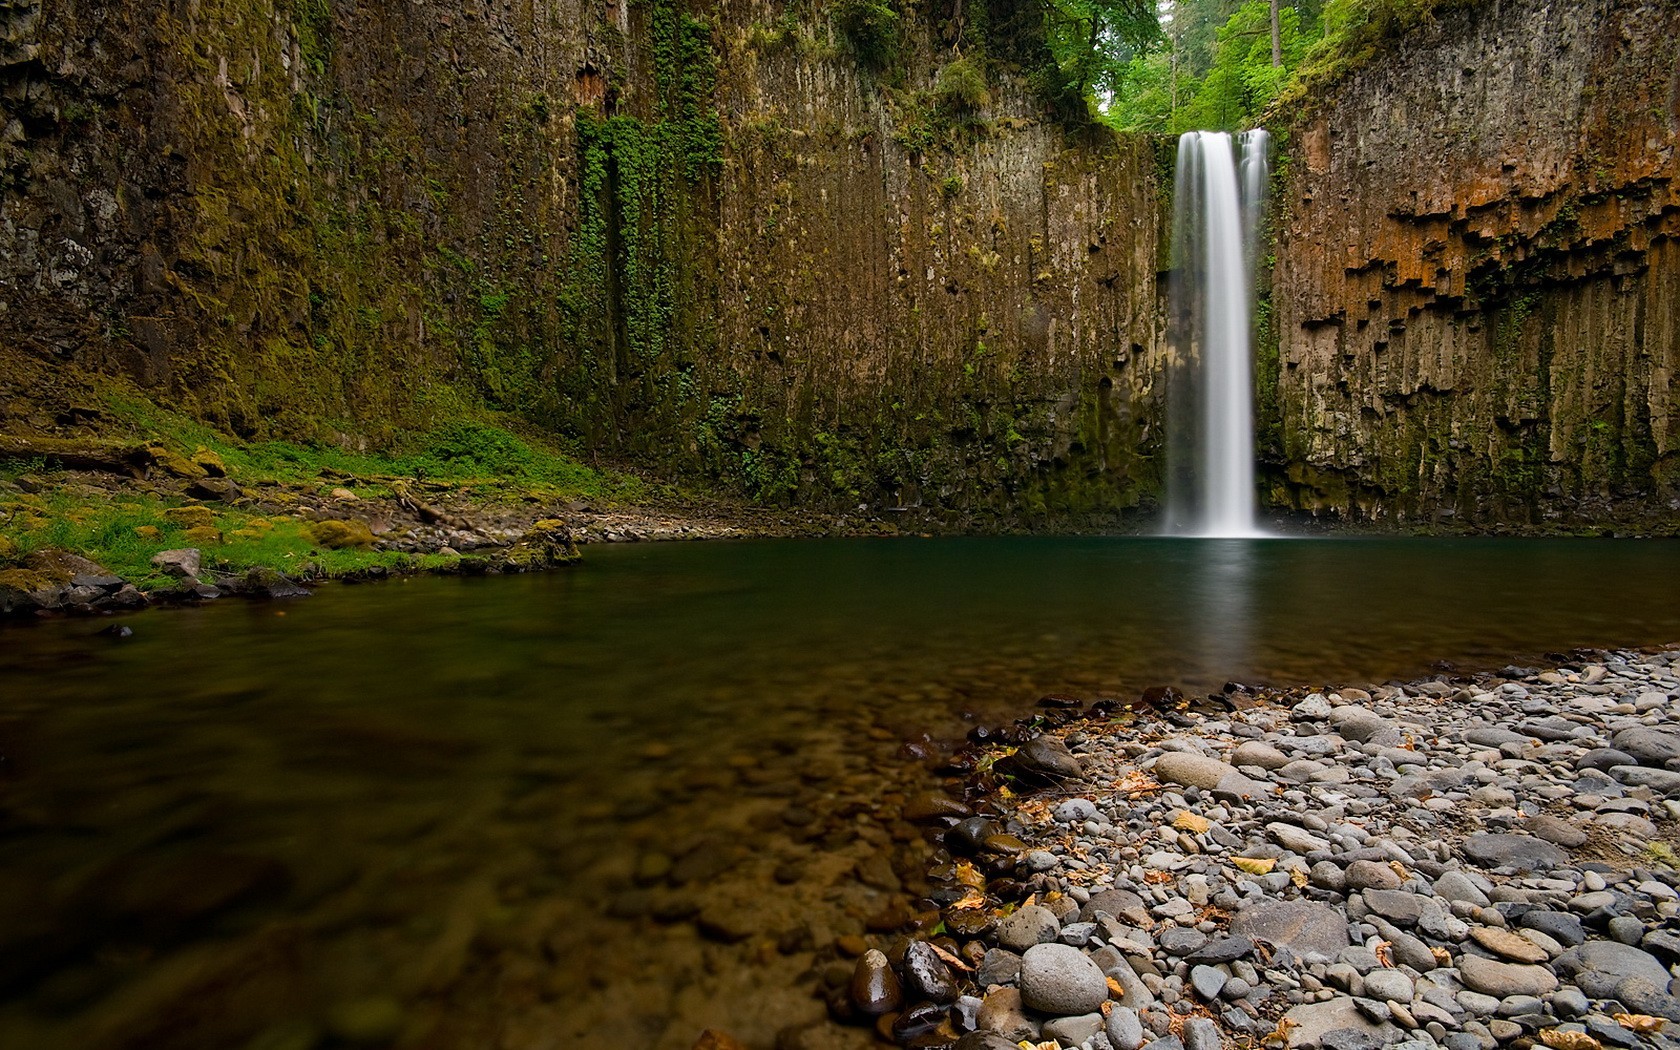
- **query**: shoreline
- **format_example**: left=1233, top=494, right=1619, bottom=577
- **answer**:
left=823, top=648, right=1680, bottom=1050
left=5, top=456, right=1678, bottom=624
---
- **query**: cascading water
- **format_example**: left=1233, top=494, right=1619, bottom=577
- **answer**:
left=1164, top=129, right=1270, bottom=538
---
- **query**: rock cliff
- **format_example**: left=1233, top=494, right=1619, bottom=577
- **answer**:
left=0, top=0, right=1166, bottom=520
left=1270, top=0, right=1680, bottom=526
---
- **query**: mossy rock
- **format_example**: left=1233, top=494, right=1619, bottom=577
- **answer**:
left=0, top=568, right=52, bottom=594
left=146, top=445, right=207, bottom=480
left=134, top=525, right=162, bottom=540
left=310, top=519, right=375, bottom=550
left=0, top=535, right=16, bottom=563
left=182, top=525, right=223, bottom=546
left=24, top=548, right=106, bottom=581
left=191, top=448, right=228, bottom=477
left=164, top=505, right=217, bottom=528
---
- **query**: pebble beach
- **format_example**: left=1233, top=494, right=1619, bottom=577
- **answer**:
left=839, top=648, right=1680, bottom=1050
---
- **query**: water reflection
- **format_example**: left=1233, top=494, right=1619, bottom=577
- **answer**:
left=0, top=536, right=1676, bottom=1049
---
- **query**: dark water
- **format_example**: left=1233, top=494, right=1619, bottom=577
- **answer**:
left=1, top=537, right=1678, bottom=1049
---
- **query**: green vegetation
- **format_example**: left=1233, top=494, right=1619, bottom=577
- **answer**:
left=1105, top=0, right=1474, bottom=132
left=0, top=486, right=457, bottom=590
left=833, top=0, right=902, bottom=70
left=97, top=396, right=649, bottom=502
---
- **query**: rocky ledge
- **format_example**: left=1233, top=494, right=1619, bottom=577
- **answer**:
left=834, top=649, right=1680, bottom=1050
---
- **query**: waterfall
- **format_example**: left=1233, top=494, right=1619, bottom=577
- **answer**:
left=1165, top=129, right=1270, bottom=538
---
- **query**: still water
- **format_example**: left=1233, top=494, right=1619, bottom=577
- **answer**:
left=1, top=537, right=1677, bottom=1050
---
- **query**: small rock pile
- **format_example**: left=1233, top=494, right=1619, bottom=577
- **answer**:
left=840, top=649, right=1680, bottom=1050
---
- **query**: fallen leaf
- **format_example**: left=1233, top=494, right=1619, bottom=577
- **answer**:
left=1232, top=857, right=1276, bottom=875
left=1289, top=867, right=1308, bottom=888
left=954, top=860, right=985, bottom=888
left=1539, top=1028, right=1603, bottom=1050
left=1106, top=976, right=1125, bottom=999
left=949, top=888, right=987, bottom=910
left=1388, top=860, right=1410, bottom=880
left=928, top=941, right=974, bottom=971
left=1173, top=811, right=1212, bottom=834
left=1613, top=1013, right=1665, bottom=1034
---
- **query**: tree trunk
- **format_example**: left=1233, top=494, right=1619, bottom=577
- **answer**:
left=1270, top=0, right=1282, bottom=66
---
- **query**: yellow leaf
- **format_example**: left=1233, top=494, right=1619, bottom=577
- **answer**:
left=1290, top=867, right=1308, bottom=888
left=1539, top=1028, right=1603, bottom=1049
left=950, top=888, right=987, bottom=910
left=1106, top=976, right=1125, bottom=998
left=1614, top=1014, right=1665, bottom=1034
left=1232, top=857, right=1276, bottom=875
left=954, top=860, right=986, bottom=888
left=1173, top=811, right=1212, bottom=833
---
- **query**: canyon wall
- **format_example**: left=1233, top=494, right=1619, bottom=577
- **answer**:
left=0, top=0, right=1166, bottom=520
left=7, top=0, right=1677, bottom=527
left=1270, top=0, right=1680, bottom=527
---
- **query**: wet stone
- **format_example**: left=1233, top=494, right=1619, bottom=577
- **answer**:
left=849, top=949, right=902, bottom=1016
left=903, top=940, right=957, bottom=1003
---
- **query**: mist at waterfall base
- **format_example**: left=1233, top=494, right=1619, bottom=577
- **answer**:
left=1166, top=129, right=1271, bottom=538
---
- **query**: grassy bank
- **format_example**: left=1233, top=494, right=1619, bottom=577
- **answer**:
left=0, top=396, right=657, bottom=595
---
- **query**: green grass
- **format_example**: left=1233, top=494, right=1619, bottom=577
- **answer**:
left=100, top=395, right=653, bottom=502
left=1, top=392, right=646, bottom=589
left=0, top=486, right=460, bottom=590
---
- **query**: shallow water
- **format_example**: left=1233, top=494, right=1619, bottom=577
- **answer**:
left=1, top=536, right=1678, bottom=1049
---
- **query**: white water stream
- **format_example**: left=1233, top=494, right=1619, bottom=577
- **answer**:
left=1166, top=129, right=1270, bottom=538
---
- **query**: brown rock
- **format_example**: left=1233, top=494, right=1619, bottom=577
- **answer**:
left=849, top=949, right=902, bottom=1016
left=1470, top=926, right=1551, bottom=964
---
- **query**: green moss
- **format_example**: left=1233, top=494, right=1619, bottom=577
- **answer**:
left=832, top=0, right=902, bottom=70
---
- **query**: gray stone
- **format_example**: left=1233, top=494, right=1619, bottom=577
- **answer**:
left=954, top=1034, right=1023, bottom=1050
left=1270, top=821, right=1332, bottom=854
left=1362, top=889, right=1431, bottom=926
left=1054, top=797, right=1099, bottom=823
left=1345, top=860, right=1402, bottom=891
left=1460, top=834, right=1567, bottom=872
left=1456, top=955, right=1558, bottom=997
left=1523, top=813, right=1589, bottom=847
left=1579, top=747, right=1639, bottom=771
left=1612, top=726, right=1680, bottom=765
left=1548, top=987, right=1588, bottom=1018
left=1294, top=694, right=1335, bottom=720
left=976, top=987, right=1037, bottom=1041
left=1083, top=888, right=1151, bottom=926
left=1232, top=899, right=1352, bottom=960
left=1361, top=969, right=1415, bottom=1004
left=150, top=548, right=202, bottom=578
left=1155, top=750, right=1236, bottom=791
left=1281, top=996, right=1399, bottom=1049
left=1517, top=910, right=1585, bottom=947
left=1159, top=926, right=1208, bottom=956
left=1433, top=869, right=1491, bottom=907
left=1186, top=936, right=1254, bottom=964
left=1609, top=765, right=1680, bottom=795
left=1232, top=741, right=1292, bottom=770
left=1465, top=727, right=1529, bottom=748
left=1190, top=964, right=1227, bottom=1001
left=977, top=948, right=1022, bottom=988
left=1107, top=1006, right=1145, bottom=1050
left=1182, top=1017, right=1221, bottom=1050
left=1613, top=976, right=1680, bottom=1022
left=1554, top=940, right=1671, bottom=998
left=996, top=904, right=1061, bottom=951
left=1020, top=942, right=1110, bottom=1016
left=1042, top=1013, right=1106, bottom=1046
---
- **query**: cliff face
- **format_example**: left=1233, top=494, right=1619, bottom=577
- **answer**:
left=1270, top=0, right=1680, bottom=526
left=0, top=0, right=1167, bottom=518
